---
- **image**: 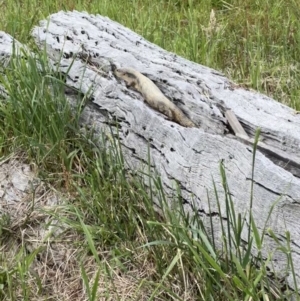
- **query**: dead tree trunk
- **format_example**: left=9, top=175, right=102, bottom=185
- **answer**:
left=1, top=10, right=300, bottom=290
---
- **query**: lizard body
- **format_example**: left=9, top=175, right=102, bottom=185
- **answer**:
left=112, top=65, right=195, bottom=128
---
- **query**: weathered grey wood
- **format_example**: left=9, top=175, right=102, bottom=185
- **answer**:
left=225, top=109, right=249, bottom=139
left=1, top=10, right=300, bottom=292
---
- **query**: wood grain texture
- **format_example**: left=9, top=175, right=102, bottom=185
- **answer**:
left=1, top=10, right=300, bottom=290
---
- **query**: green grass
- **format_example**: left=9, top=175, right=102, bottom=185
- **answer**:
left=0, top=0, right=300, bottom=300
left=2, top=0, right=300, bottom=108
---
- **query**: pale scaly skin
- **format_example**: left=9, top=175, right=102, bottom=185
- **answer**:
left=112, top=66, right=195, bottom=128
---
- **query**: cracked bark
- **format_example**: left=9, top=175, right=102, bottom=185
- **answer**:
left=1, top=10, right=300, bottom=291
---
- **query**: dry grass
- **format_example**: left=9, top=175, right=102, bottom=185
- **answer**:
left=0, top=156, right=202, bottom=301
left=1, top=1, right=300, bottom=300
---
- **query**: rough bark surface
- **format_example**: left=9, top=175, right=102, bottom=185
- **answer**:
left=1, top=10, right=300, bottom=290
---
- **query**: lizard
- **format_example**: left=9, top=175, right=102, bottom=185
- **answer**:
left=111, top=64, right=196, bottom=128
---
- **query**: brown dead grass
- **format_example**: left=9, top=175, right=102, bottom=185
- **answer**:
left=0, top=156, right=198, bottom=301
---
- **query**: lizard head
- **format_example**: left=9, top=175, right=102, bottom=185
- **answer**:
left=112, top=66, right=138, bottom=88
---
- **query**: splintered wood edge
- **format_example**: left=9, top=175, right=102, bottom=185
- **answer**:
left=225, top=109, right=249, bottom=139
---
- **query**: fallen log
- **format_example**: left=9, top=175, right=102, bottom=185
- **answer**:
left=1, top=10, right=300, bottom=291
